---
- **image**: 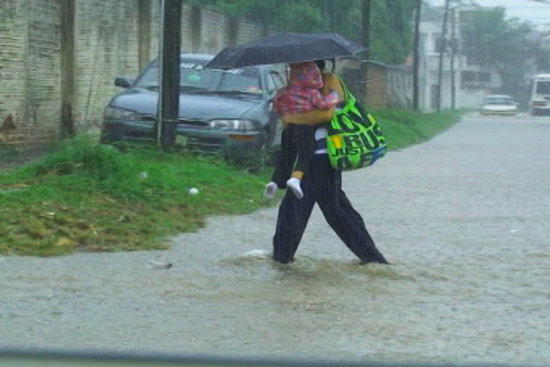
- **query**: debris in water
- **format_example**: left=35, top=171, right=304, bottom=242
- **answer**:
left=243, top=249, right=269, bottom=258
left=149, top=260, right=173, bottom=269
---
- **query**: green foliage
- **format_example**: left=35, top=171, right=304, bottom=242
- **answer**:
left=32, top=135, right=122, bottom=180
left=191, top=0, right=416, bottom=65
left=0, top=138, right=269, bottom=256
left=369, top=0, right=416, bottom=64
left=460, top=8, right=543, bottom=98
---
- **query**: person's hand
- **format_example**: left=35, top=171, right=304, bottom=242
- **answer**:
left=329, top=89, right=343, bottom=103
left=263, top=182, right=278, bottom=199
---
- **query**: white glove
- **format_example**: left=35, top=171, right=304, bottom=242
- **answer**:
left=263, top=181, right=278, bottom=199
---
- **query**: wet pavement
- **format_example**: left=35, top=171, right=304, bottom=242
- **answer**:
left=1, top=113, right=549, bottom=366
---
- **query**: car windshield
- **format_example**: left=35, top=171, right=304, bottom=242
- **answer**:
left=483, top=97, right=515, bottom=105
left=134, top=61, right=262, bottom=93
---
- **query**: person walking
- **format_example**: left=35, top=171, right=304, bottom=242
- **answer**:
left=264, top=59, right=388, bottom=265
left=271, top=61, right=341, bottom=199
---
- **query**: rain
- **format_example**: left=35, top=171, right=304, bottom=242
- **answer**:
left=1, top=1, right=549, bottom=366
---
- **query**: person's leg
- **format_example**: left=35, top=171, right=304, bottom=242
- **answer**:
left=314, top=155, right=388, bottom=264
left=272, top=172, right=316, bottom=264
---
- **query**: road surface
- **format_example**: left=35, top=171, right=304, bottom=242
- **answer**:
left=1, top=113, right=549, bottom=366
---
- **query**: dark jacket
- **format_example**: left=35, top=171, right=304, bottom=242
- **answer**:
left=271, top=124, right=319, bottom=188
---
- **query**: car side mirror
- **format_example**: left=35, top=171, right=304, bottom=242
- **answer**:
left=114, top=76, right=133, bottom=88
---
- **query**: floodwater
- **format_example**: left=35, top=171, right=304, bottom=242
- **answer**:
left=1, top=113, right=549, bottom=366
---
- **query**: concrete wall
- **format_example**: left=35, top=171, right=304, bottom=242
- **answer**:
left=0, top=0, right=59, bottom=146
left=0, top=1, right=263, bottom=148
left=73, top=1, right=142, bottom=131
left=387, top=66, right=413, bottom=109
left=361, top=61, right=412, bottom=110
left=341, top=59, right=413, bottom=110
left=366, top=63, right=389, bottom=109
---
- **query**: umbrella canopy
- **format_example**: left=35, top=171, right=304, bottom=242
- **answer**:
left=206, top=32, right=365, bottom=69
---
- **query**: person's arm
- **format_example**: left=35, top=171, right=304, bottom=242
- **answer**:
left=282, top=73, right=344, bottom=126
left=282, top=109, right=333, bottom=125
left=320, top=73, right=344, bottom=99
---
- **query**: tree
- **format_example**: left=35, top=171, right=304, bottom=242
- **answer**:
left=369, top=0, right=416, bottom=64
left=460, top=7, right=544, bottom=100
left=192, top=0, right=417, bottom=65
left=185, top=0, right=324, bottom=34
left=437, top=0, right=450, bottom=111
left=360, top=0, right=371, bottom=102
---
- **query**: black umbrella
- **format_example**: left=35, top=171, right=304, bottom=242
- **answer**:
left=206, top=32, right=365, bottom=69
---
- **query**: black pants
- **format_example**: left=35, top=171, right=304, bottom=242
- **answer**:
left=292, top=125, right=316, bottom=174
left=272, top=154, right=388, bottom=264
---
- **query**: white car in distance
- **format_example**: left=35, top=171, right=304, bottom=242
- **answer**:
left=480, top=95, right=519, bottom=116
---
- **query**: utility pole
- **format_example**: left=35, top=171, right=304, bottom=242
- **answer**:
left=437, top=0, right=450, bottom=111
left=60, top=0, right=75, bottom=138
left=450, top=6, right=456, bottom=109
left=413, top=0, right=421, bottom=110
left=157, top=0, right=182, bottom=150
left=361, top=0, right=371, bottom=104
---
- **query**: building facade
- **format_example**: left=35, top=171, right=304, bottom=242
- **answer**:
left=417, top=5, right=502, bottom=112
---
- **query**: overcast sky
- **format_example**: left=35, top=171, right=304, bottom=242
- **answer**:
left=428, top=0, right=550, bottom=29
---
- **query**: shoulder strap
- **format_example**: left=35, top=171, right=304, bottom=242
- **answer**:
left=337, top=76, right=355, bottom=103
left=335, top=76, right=357, bottom=114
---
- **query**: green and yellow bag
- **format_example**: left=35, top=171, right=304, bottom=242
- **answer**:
left=326, top=78, right=387, bottom=171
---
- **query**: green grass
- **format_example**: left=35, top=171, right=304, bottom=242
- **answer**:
left=0, top=136, right=270, bottom=256
left=374, top=109, right=465, bottom=151
left=0, top=109, right=464, bottom=256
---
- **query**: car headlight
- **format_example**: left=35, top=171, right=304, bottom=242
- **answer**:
left=104, top=106, right=141, bottom=121
left=209, top=119, right=256, bottom=131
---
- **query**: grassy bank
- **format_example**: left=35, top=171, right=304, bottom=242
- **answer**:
left=0, top=109, right=463, bottom=256
left=374, top=109, right=465, bottom=150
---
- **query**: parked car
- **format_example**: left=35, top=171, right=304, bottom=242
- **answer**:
left=479, top=95, right=519, bottom=116
left=101, top=53, right=287, bottom=171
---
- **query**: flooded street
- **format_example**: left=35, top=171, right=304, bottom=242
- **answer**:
left=1, top=114, right=549, bottom=366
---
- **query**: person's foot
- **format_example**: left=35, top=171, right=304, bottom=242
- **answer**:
left=360, top=258, right=389, bottom=265
left=271, top=254, right=294, bottom=264
left=286, top=177, right=303, bottom=199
